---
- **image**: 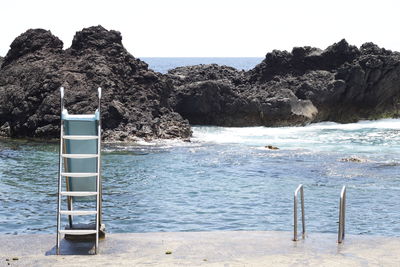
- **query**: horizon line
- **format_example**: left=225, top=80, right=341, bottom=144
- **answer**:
left=137, top=56, right=265, bottom=58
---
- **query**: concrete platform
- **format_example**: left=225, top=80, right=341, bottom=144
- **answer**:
left=1, top=231, right=400, bottom=266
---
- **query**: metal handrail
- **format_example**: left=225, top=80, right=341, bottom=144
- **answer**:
left=338, top=186, right=346, bottom=243
left=95, top=87, right=102, bottom=254
left=293, top=184, right=305, bottom=241
left=56, top=87, right=64, bottom=255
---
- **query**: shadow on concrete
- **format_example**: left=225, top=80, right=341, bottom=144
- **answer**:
left=46, top=239, right=95, bottom=256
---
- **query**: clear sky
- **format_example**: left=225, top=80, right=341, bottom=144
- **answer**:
left=1, top=0, right=399, bottom=57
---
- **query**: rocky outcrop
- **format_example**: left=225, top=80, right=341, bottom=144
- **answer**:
left=1, top=27, right=400, bottom=141
left=250, top=40, right=400, bottom=123
left=248, top=39, right=361, bottom=82
left=0, top=26, right=191, bottom=141
left=1, top=29, right=63, bottom=67
left=168, top=64, right=319, bottom=127
left=168, top=39, right=400, bottom=126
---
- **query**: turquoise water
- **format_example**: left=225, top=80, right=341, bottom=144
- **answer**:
left=1, top=119, right=400, bottom=236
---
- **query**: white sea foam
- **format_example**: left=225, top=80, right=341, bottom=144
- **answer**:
left=305, top=119, right=400, bottom=130
left=103, top=137, right=200, bottom=152
left=191, top=119, right=400, bottom=151
left=102, top=119, right=400, bottom=152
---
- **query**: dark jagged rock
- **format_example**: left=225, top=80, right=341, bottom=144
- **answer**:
left=0, top=26, right=191, bottom=141
left=249, top=39, right=360, bottom=83
left=1, top=28, right=400, bottom=140
left=70, top=27, right=123, bottom=51
left=250, top=39, right=400, bottom=123
left=2, top=29, right=63, bottom=67
left=168, top=64, right=318, bottom=127
left=168, top=64, right=246, bottom=86
left=168, top=39, right=400, bottom=126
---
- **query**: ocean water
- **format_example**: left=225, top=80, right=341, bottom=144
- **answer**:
left=140, top=57, right=263, bottom=73
left=1, top=58, right=400, bottom=237
left=1, top=119, right=400, bottom=236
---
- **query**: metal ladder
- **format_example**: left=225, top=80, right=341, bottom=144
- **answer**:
left=56, top=87, right=102, bottom=255
left=293, top=184, right=347, bottom=243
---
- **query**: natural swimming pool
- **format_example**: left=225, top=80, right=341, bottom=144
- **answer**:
left=1, top=119, right=400, bottom=236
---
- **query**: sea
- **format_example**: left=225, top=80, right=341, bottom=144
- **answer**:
left=1, top=58, right=400, bottom=237
left=140, top=57, right=263, bottom=73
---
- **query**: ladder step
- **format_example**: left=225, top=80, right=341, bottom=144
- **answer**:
left=60, top=210, right=97, bottom=216
left=60, top=191, right=98, bottom=197
left=59, top=230, right=97, bottom=235
left=62, top=154, right=98, bottom=159
left=61, top=172, right=98, bottom=177
left=63, top=135, right=98, bottom=140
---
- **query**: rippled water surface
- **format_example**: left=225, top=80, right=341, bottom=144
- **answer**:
left=1, top=119, right=400, bottom=236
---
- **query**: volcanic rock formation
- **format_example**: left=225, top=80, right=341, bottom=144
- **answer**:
left=168, top=64, right=318, bottom=126
left=1, top=26, right=400, bottom=141
left=168, top=39, right=400, bottom=126
left=0, top=26, right=191, bottom=141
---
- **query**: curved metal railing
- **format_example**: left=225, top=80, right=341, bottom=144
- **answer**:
left=293, top=184, right=305, bottom=241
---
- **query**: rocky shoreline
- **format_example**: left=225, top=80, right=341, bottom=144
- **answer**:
left=1, top=26, right=399, bottom=141
left=168, top=40, right=400, bottom=128
left=0, top=27, right=191, bottom=141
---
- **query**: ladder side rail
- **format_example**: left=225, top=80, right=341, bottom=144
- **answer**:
left=98, top=87, right=102, bottom=227
left=293, top=184, right=305, bottom=241
left=300, top=185, right=305, bottom=238
left=342, top=187, right=346, bottom=239
left=95, top=87, right=102, bottom=254
left=338, top=186, right=346, bottom=243
left=56, top=87, right=65, bottom=255
left=293, top=187, right=298, bottom=241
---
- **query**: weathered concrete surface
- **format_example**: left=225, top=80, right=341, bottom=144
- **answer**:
left=1, top=231, right=399, bottom=266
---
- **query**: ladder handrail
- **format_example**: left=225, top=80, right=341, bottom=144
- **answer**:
left=60, top=87, right=64, bottom=106
left=338, top=186, right=346, bottom=243
left=56, top=87, right=65, bottom=255
left=95, top=87, right=102, bottom=254
left=293, top=184, right=305, bottom=241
